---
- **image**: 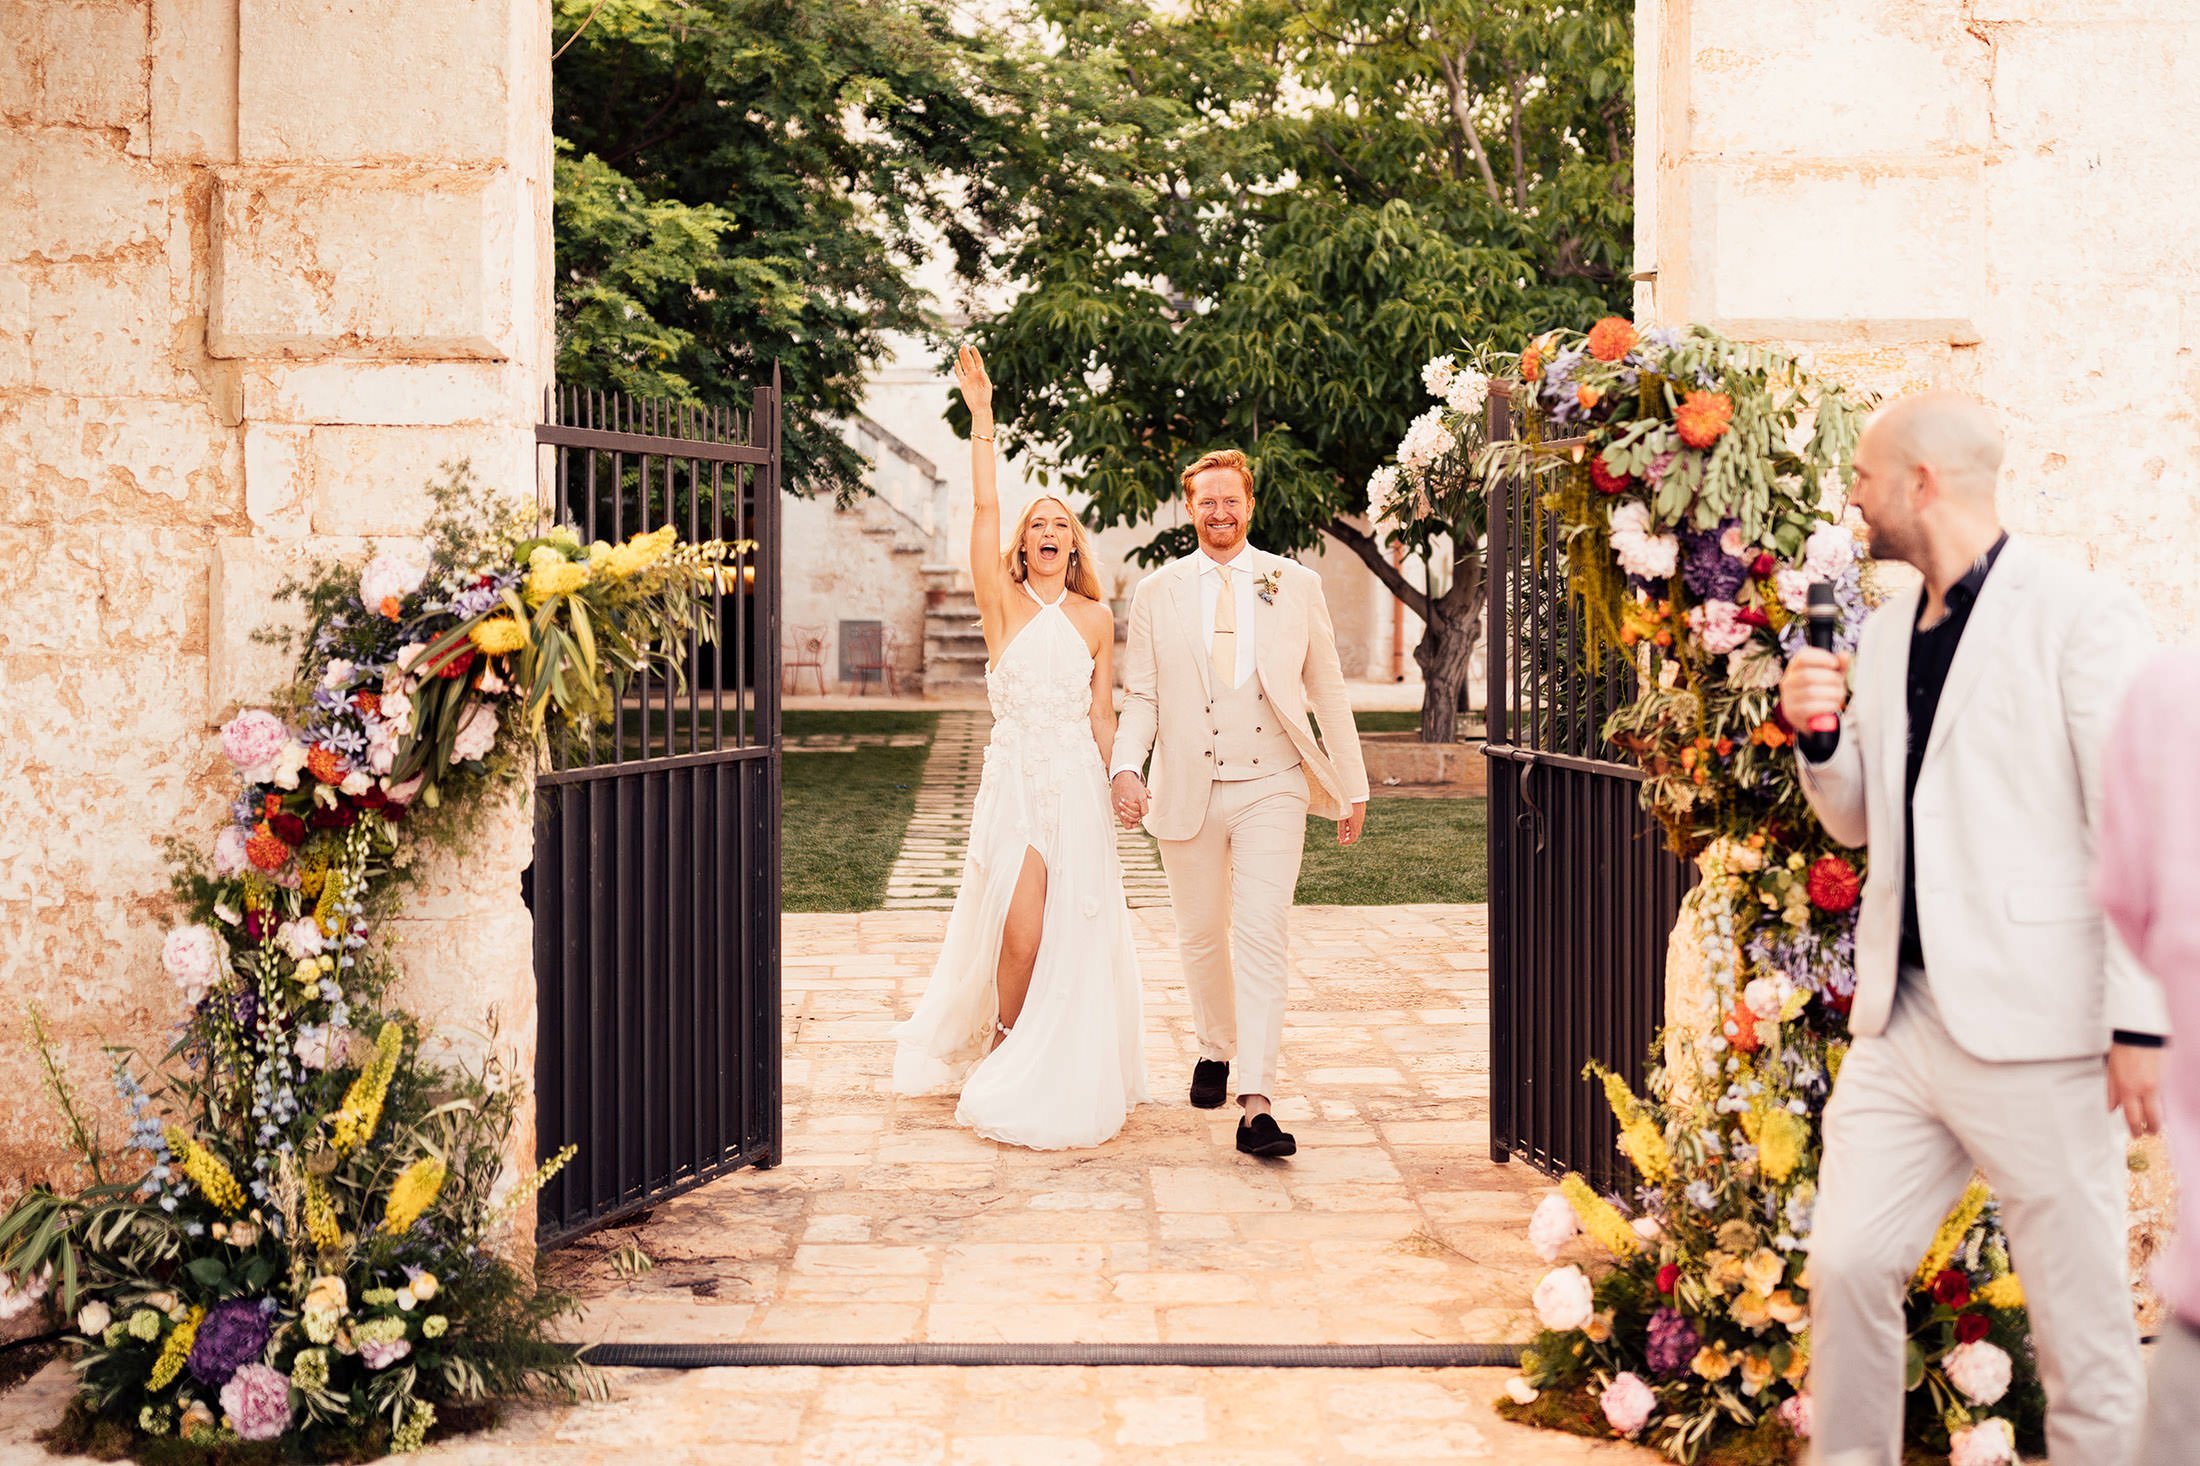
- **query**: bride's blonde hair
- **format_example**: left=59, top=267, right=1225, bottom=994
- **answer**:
left=1004, top=495, right=1104, bottom=601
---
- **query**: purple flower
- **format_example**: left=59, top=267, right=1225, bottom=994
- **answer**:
left=187, top=1297, right=276, bottom=1389
left=1681, top=520, right=1749, bottom=602
left=1645, top=1307, right=1700, bottom=1376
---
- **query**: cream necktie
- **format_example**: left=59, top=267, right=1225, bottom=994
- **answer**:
left=1211, top=564, right=1237, bottom=689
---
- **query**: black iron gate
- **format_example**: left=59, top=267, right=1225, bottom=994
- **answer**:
left=532, top=382, right=782, bottom=1246
left=1483, top=393, right=1691, bottom=1195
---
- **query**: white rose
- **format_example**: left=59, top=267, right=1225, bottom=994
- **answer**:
left=1743, top=976, right=1786, bottom=1021
left=1503, top=1376, right=1539, bottom=1405
left=1630, top=1215, right=1663, bottom=1242
left=1949, top=1417, right=2015, bottom=1466
left=77, top=1300, right=111, bottom=1336
left=449, top=702, right=499, bottom=764
left=320, top=659, right=355, bottom=691
left=1527, top=1191, right=1580, bottom=1262
left=339, top=770, right=372, bottom=796
left=276, top=919, right=326, bottom=961
left=269, top=740, right=311, bottom=791
left=1943, top=1340, right=2012, bottom=1407
left=359, top=545, right=432, bottom=613
left=379, top=690, right=415, bottom=738
left=1532, top=1264, right=1596, bottom=1333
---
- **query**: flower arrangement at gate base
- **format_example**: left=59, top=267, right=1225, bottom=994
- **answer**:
left=0, top=472, right=748, bottom=1459
left=1395, top=322, right=2053, bottom=1463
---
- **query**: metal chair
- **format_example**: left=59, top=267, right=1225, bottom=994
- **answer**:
left=784, top=624, right=828, bottom=695
left=839, top=619, right=899, bottom=696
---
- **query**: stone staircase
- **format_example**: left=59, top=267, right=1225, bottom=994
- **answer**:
left=922, top=565, right=989, bottom=698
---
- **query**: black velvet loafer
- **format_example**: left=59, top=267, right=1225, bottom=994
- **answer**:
left=1190, top=1058, right=1229, bottom=1109
left=1235, top=1113, right=1296, bottom=1158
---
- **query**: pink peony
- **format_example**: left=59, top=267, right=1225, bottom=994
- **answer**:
left=219, top=710, right=290, bottom=783
left=359, top=545, right=432, bottom=616
left=218, top=1362, right=293, bottom=1441
left=161, top=925, right=225, bottom=1005
left=1718, top=525, right=1748, bottom=558
left=1774, top=568, right=1812, bottom=613
left=1599, top=1371, right=1656, bottom=1438
left=275, top=919, right=325, bottom=961
left=1950, top=1418, right=2015, bottom=1466
left=212, top=825, right=250, bottom=877
left=360, top=1338, right=412, bottom=1370
left=1778, top=1392, right=1811, bottom=1439
left=1943, top=1340, right=2012, bottom=1406
left=1803, top=522, right=1856, bottom=580
left=1532, top=1265, right=1595, bottom=1332
left=294, top=1024, right=342, bottom=1071
left=1528, top=1191, right=1580, bottom=1262
left=1686, top=599, right=1753, bottom=655
left=450, top=702, right=499, bottom=764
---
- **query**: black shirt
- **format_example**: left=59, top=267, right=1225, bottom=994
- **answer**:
left=1897, top=534, right=2007, bottom=968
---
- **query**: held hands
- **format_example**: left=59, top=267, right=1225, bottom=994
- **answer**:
left=2109, top=1043, right=2164, bottom=1137
left=1111, top=771, right=1149, bottom=830
left=954, top=344, right=994, bottom=437
left=1779, top=647, right=1852, bottom=737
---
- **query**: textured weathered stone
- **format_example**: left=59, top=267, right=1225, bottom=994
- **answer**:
left=151, top=0, right=239, bottom=163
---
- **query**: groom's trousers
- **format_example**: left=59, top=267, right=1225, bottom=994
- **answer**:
left=1156, top=767, right=1309, bottom=1101
left=1809, top=976, right=2143, bottom=1466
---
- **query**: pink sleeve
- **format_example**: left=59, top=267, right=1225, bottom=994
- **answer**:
left=2093, top=680, right=2156, bottom=958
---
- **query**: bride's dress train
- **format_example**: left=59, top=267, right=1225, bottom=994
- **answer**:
left=891, top=587, right=1150, bottom=1148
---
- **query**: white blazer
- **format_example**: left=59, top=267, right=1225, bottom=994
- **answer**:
left=1798, top=536, right=2164, bottom=1062
left=1114, top=548, right=1370, bottom=842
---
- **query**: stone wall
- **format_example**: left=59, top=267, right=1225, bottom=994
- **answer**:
left=0, top=1, right=552, bottom=1188
left=1639, top=0, right=2200, bottom=630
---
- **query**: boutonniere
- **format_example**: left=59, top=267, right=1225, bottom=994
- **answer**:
left=1254, top=569, right=1282, bottom=605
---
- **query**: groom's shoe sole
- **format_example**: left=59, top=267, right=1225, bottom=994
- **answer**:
left=1189, top=1061, right=1229, bottom=1109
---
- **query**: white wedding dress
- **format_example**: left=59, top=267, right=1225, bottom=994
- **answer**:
left=891, top=584, right=1150, bottom=1148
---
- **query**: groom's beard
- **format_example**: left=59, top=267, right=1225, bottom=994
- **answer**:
left=1196, top=524, right=1248, bottom=557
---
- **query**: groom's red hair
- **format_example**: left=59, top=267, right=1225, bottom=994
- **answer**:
left=1180, top=448, right=1255, bottom=499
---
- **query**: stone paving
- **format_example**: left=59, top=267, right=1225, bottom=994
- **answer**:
left=883, top=710, right=1171, bottom=911
left=0, top=905, right=1651, bottom=1463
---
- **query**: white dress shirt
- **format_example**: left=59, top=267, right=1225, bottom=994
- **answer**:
left=1196, top=547, right=1260, bottom=690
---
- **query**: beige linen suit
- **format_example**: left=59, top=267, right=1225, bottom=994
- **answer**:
left=1797, top=537, right=2161, bottom=1466
left=1113, top=549, right=1369, bottom=1099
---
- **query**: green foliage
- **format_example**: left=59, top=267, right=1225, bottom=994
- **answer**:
left=969, top=0, right=1633, bottom=560
left=551, top=0, right=1032, bottom=501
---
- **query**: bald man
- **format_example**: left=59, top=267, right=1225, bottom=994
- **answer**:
left=1781, top=392, right=2164, bottom=1465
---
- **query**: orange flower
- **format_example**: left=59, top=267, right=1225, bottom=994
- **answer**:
left=379, top=596, right=403, bottom=621
left=262, top=794, right=283, bottom=818
left=1726, top=998, right=1763, bottom=1054
left=306, top=744, right=347, bottom=785
left=1577, top=385, right=1602, bottom=410
left=246, top=823, right=291, bottom=872
left=1675, top=391, right=1734, bottom=449
left=354, top=691, right=382, bottom=718
left=1520, top=344, right=1543, bottom=382
left=1587, top=316, right=1639, bottom=362
left=1716, top=738, right=1734, bottom=758
left=1751, top=720, right=1791, bottom=750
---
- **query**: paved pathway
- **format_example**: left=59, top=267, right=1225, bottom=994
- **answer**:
left=883, top=710, right=1171, bottom=911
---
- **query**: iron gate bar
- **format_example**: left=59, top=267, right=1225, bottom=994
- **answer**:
left=533, top=377, right=783, bottom=1248
left=573, top=1343, right=1530, bottom=1370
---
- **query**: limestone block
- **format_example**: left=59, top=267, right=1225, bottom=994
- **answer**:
left=0, top=7, right=34, bottom=120
left=1704, top=163, right=1983, bottom=324
left=0, top=392, right=240, bottom=524
left=151, top=0, right=239, bottom=163
left=32, top=1, right=152, bottom=140
left=242, top=360, right=525, bottom=427
left=7, top=129, right=171, bottom=262
left=290, top=423, right=536, bottom=536
left=0, top=266, right=28, bottom=386
left=0, top=527, right=204, bottom=655
left=241, top=421, right=313, bottom=536
left=1992, top=22, right=2200, bottom=156
left=238, top=0, right=510, bottom=166
left=207, top=533, right=369, bottom=720
left=208, top=169, right=513, bottom=359
left=1686, top=0, right=1988, bottom=156
left=26, top=258, right=195, bottom=397
left=1984, top=151, right=2199, bottom=292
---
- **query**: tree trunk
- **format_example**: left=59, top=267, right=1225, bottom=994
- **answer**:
left=1415, top=549, right=1486, bottom=744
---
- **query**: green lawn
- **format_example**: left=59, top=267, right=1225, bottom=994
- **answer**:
left=781, top=711, right=937, bottom=912
left=1293, top=796, right=1488, bottom=905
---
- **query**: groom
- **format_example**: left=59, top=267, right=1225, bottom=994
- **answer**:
left=1111, top=449, right=1370, bottom=1158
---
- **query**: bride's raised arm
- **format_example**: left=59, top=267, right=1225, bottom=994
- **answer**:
left=957, top=345, right=1010, bottom=654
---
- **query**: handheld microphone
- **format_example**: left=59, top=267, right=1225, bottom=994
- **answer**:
left=1797, top=581, right=1841, bottom=762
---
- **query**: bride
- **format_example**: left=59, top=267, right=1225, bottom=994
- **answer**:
left=890, top=345, right=1150, bottom=1148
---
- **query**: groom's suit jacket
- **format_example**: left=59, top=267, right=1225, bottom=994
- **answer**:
left=1798, top=534, right=2164, bottom=1062
left=1115, top=548, right=1370, bottom=842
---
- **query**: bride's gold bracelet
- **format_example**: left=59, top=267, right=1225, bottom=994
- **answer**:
left=973, top=431, right=996, bottom=443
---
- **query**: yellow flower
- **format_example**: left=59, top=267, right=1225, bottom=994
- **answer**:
left=304, top=1173, right=342, bottom=1249
left=1752, top=1107, right=1808, bottom=1183
left=1976, top=1273, right=2025, bottom=1311
left=1715, top=1220, right=1757, bottom=1254
left=494, top=1142, right=577, bottom=1217
left=1691, top=1345, right=1735, bottom=1381
left=468, top=615, right=530, bottom=656
left=524, top=548, right=590, bottom=605
left=1704, top=1250, right=1747, bottom=1294
left=1559, top=1174, right=1638, bottom=1259
left=1616, top=1116, right=1671, bottom=1182
left=1583, top=1310, right=1614, bottom=1343
left=148, top=1306, right=203, bottom=1391
left=1730, top=1289, right=1772, bottom=1331
left=380, top=1155, right=447, bottom=1235
left=1913, top=1180, right=1991, bottom=1291
left=164, top=1126, right=246, bottom=1212
left=1766, top=1288, right=1807, bottom=1327
left=329, top=1022, right=404, bottom=1155
left=1782, top=1332, right=1811, bottom=1380
left=1739, top=1351, right=1777, bottom=1395
left=1744, top=1248, right=1787, bottom=1296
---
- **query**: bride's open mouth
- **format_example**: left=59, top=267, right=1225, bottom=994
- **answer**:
left=1035, top=544, right=1061, bottom=564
